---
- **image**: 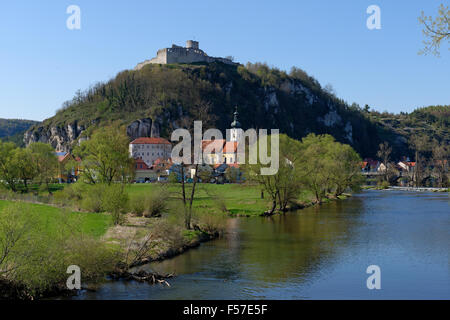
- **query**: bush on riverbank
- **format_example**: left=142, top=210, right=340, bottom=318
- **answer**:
left=0, top=202, right=118, bottom=299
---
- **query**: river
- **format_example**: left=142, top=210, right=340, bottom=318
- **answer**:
left=75, top=190, right=449, bottom=300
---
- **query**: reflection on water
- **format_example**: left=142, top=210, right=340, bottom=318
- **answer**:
left=76, top=191, right=449, bottom=300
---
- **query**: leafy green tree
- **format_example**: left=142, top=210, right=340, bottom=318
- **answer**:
left=298, top=134, right=364, bottom=201
left=246, top=134, right=302, bottom=214
left=29, top=143, right=59, bottom=194
left=225, top=166, right=240, bottom=183
left=12, top=148, right=37, bottom=193
left=297, top=134, right=335, bottom=204
left=197, top=165, right=213, bottom=183
left=328, top=142, right=364, bottom=197
left=74, top=127, right=133, bottom=185
left=102, top=184, right=129, bottom=225
left=0, top=141, right=19, bottom=192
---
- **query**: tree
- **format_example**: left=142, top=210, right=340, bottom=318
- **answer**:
left=29, top=143, right=59, bottom=194
left=376, top=141, right=393, bottom=183
left=12, top=148, right=37, bottom=193
left=0, top=141, right=19, bottom=192
left=419, top=4, right=449, bottom=57
left=197, top=165, right=213, bottom=183
left=328, top=142, right=364, bottom=197
left=74, top=127, right=133, bottom=185
left=102, top=184, right=129, bottom=225
left=246, top=134, right=302, bottom=214
left=409, top=135, right=430, bottom=187
left=323, top=83, right=336, bottom=97
left=297, top=134, right=335, bottom=204
left=225, top=166, right=240, bottom=183
left=431, top=142, right=449, bottom=187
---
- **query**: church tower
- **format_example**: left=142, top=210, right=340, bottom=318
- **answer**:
left=230, top=106, right=243, bottom=142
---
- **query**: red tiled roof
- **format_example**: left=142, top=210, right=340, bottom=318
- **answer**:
left=150, top=157, right=173, bottom=170
left=57, top=153, right=71, bottom=163
left=202, top=139, right=226, bottom=152
left=223, top=141, right=238, bottom=153
left=135, top=158, right=151, bottom=170
left=130, top=137, right=171, bottom=145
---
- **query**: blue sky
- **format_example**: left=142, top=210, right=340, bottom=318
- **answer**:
left=0, top=0, right=448, bottom=121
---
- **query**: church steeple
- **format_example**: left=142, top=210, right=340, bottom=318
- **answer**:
left=230, top=106, right=242, bottom=142
left=231, top=105, right=241, bottom=129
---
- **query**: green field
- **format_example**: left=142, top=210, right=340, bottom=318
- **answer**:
left=126, top=183, right=314, bottom=217
left=0, top=200, right=112, bottom=238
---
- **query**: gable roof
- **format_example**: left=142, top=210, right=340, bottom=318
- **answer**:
left=202, top=139, right=226, bottom=153
left=135, top=158, right=151, bottom=170
left=55, top=152, right=71, bottom=163
left=223, top=141, right=238, bottom=153
left=130, top=137, right=171, bottom=145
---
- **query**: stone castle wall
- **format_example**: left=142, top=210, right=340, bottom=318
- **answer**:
left=134, top=41, right=237, bottom=70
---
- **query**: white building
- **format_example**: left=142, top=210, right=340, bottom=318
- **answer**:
left=202, top=106, right=243, bottom=165
left=129, top=137, right=172, bottom=167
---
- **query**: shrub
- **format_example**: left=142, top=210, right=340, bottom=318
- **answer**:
left=168, top=172, right=179, bottom=183
left=377, top=180, right=390, bottom=189
left=101, top=184, right=129, bottom=225
left=0, top=203, right=119, bottom=298
left=144, top=189, right=168, bottom=217
left=129, top=194, right=146, bottom=216
left=150, top=218, right=185, bottom=248
left=195, top=211, right=226, bottom=234
left=81, top=193, right=103, bottom=213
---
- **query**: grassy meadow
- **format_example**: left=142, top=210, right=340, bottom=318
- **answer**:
left=0, top=200, right=112, bottom=238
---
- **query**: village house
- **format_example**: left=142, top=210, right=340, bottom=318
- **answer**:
left=397, top=160, right=416, bottom=173
left=130, top=107, right=243, bottom=183
left=55, top=151, right=81, bottom=183
left=134, top=157, right=174, bottom=182
left=129, top=137, right=172, bottom=167
left=362, top=158, right=386, bottom=173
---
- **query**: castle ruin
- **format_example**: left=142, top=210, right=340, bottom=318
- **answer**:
left=134, top=40, right=237, bottom=70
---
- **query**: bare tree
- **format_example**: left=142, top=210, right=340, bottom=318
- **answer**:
left=432, top=142, right=449, bottom=187
left=419, top=4, right=449, bottom=57
left=409, top=135, right=430, bottom=187
left=376, top=141, right=392, bottom=182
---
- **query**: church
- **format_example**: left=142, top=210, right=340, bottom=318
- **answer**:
left=202, top=107, right=243, bottom=165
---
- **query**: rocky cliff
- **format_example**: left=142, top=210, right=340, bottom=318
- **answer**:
left=23, top=62, right=415, bottom=158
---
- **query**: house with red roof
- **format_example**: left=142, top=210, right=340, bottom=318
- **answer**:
left=55, top=151, right=81, bottom=183
left=129, top=137, right=172, bottom=167
left=397, top=161, right=416, bottom=173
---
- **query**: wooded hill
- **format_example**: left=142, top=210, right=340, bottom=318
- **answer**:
left=22, top=62, right=448, bottom=159
left=0, top=119, right=39, bottom=146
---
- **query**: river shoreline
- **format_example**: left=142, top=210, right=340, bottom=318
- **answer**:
left=1, top=192, right=349, bottom=300
left=75, top=190, right=449, bottom=300
left=387, top=186, right=449, bottom=192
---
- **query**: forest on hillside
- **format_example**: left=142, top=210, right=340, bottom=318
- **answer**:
left=21, top=62, right=449, bottom=159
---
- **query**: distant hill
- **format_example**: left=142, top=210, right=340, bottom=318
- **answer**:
left=368, top=105, right=449, bottom=151
left=0, top=118, right=40, bottom=146
left=23, top=61, right=449, bottom=159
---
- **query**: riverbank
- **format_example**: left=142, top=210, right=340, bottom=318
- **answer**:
left=387, top=186, right=449, bottom=192
left=77, top=190, right=449, bottom=300
left=363, top=185, right=449, bottom=192
left=0, top=183, right=348, bottom=299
